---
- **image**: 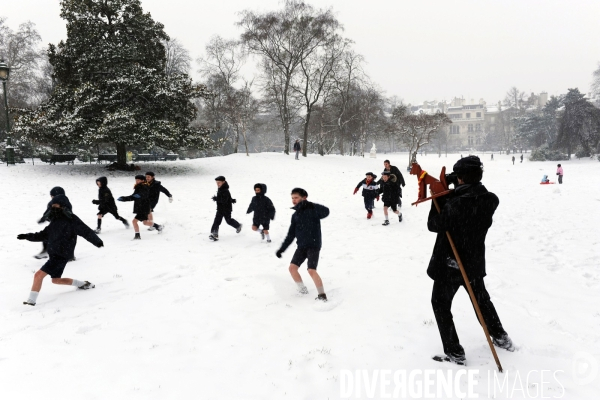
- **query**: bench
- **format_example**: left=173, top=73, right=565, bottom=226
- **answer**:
left=163, top=154, right=178, bottom=161
left=134, top=154, right=158, bottom=162
left=42, top=154, right=78, bottom=165
left=97, top=154, right=118, bottom=163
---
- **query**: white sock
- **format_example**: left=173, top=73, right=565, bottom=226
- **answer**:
left=265, top=233, right=271, bottom=240
left=296, top=282, right=307, bottom=290
left=27, top=291, right=39, bottom=303
left=317, top=286, right=325, bottom=295
left=72, top=279, right=85, bottom=287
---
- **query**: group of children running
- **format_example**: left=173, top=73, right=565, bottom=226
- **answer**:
left=353, top=159, right=406, bottom=225
left=17, top=172, right=332, bottom=305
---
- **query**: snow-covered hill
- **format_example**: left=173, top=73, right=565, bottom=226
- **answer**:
left=1, top=152, right=598, bottom=399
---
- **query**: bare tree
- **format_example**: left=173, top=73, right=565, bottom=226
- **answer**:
left=163, top=38, right=191, bottom=77
left=293, top=36, right=349, bottom=157
left=390, top=105, right=452, bottom=168
left=503, top=86, right=527, bottom=111
left=238, top=0, right=341, bottom=154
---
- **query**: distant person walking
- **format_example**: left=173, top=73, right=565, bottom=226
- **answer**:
left=491, top=154, right=494, bottom=161
left=520, top=154, right=523, bottom=163
left=511, top=156, right=515, bottom=165
left=293, top=139, right=301, bottom=160
left=557, top=164, right=564, bottom=184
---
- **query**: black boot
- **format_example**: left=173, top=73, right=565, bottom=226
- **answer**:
left=316, top=293, right=328, bottom=302
left=134, top=233, right=141, bottom=240
left=94, top=219, right=102, bottom=234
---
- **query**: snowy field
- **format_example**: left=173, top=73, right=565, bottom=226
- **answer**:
left=0, top=152, right=599, bottom=399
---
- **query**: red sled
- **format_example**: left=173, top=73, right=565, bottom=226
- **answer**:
left=540, top=181, right=555, bottom=185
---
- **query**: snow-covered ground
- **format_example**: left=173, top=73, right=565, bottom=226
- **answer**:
left=0, top=152, right=599, bottom=399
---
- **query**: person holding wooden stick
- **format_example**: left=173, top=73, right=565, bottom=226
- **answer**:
left=427, top=156, right=514, bottom=366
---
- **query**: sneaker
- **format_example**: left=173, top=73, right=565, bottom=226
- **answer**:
left=34, top=251, right=48, bottom=259
left=299, top=286, right=309, bottom=295
left=398, top=214, right=403, bottom=222
left=94, top=228, right=101, bottom=234
left=122, top=220, right=130, bottom=228
left=367, top=211, right=372, bottom=219
left=260, top=230, right=265, bottom=240
left=316, top=293, right=328, bottom=302
left=236, top=224, right=243, bottom=234
left=148, top=226, right=156, bottom=231
left=133, top=233, right=141, bottom=240
left=156, top=225, right=163, bottom=233
left=266, top=239, right=272, bottom=243
left=433, top=352, right=467, bottom=366
left=78, top=281, right=95, bottom=290
left=382, top=220, right=390, bottom=226
left=209, top=233, right=219, bottom=241
left=23, top=301, right=36, bottom=306
left=492, top=334, right=515, bottom=352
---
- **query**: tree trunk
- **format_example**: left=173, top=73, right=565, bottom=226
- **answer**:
left=242, top=126, right=250, bottom=156
left=302, top=111, right=311, bottom=157
left=117, top=142, right=127, bottom=165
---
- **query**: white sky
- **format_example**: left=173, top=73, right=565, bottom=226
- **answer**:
left=3, top=0, right=600, bottom=105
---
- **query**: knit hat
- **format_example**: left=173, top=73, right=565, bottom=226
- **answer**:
left=145, top=171, right=155, bottom=177
left=135, top=174, right=146, bottom=180
left=50, top=186, right=65, bottom=197
left=453, top=156, right=483, bottom=174
left=381, top=171, right=391, bottom=176
left=215, top=176, right=226, bottom=182
left=365, top=172, right=376, bottom=178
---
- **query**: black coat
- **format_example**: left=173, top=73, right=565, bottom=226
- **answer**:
left=279, top=200, right=329, bottom=251
left=148, top=180, right=172, bottom=209
left=40, top=196, right=73, bottom=223
left=246, top=184, right=276, bottom=222
left=426, top=183, right=499, bottom=282
left=23, top=210, right=102, bottom=259
left=120, top=183, right=151, bottom=215
left=378, top=175, right=400, bottom=203
left=94, top=177, right=118, bottom=214
left=293, top=142, right=301, bottom=151
left=213, top=182, right=235, bottom=213
left=355, top=177, right=379, bottom=199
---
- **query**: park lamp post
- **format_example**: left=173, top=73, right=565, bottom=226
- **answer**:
left=0, top=59, right=15, bottom=165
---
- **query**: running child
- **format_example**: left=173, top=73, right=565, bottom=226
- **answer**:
left=246, top=183, right=276, bottom=242
left=275, top=188, right=330, bottom=301
left=18, top=194, right=103, bottom=306
left=353, top=172, right=379, bottom=219
left=209, top=176, right=242, bottom=241
left=35, top=186, right=75, bottom=260
left=378, top=171, right=402, bottom=225
left=117, top=175, right=162, bottom=240
left=93, top=176, right=129, bottom=233
left=145, top=171, right=173, bottom=231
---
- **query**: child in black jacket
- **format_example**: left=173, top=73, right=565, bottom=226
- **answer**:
left=145, top=171, right=173, bottom=231
left=276, top=188, right=330, bottom=301
left=17, top=194, right=103, bottom=306
left=93, top=176, right=129, bottom=233
left=118, top=175, right=162, bottom=240
left=378, top=171, right=402, bottom=225
left=247, top=183, right=276, bottom=242
left=210, top=176, right=242, bottom=241
left=353, top=172, right=379, bottom=219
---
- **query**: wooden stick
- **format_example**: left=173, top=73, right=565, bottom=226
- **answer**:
left=432, top=197, right=503, bottom=373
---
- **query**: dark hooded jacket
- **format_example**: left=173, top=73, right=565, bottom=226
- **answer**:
left=93, top=177, right=118, bottom=214
left=378, top=174, right=400, bottom=204
left=293, top=141, right=301, bottom=151
left=147, top=180, right=172, bottom=209
left=213, top=181, right=235, bottom=213
left=23, top=195, right=102, bottom=259
left=40, top=187, right=73, bottom=223
left=120, top=182, right=150, bottom=215
left=279, top=200, right=330, bottom=252
left=246, top=184, right=276, bottom=222
left=378, top=165, right=405, bottom=195
left=355, top=176, right=379, bottom=199
left=426, top=183, right=499, bottom=282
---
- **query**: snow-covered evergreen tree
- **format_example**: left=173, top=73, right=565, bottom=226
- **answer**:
left=12, top=0, right=214, bottom=164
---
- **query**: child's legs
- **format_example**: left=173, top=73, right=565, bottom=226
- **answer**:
left=147, top=211, right=154, bottom=223
left=31, top=270, right=48, bottom=292
left=289, top=248, right=309, bottom=283
left=52, top=277, right=73, bottom=285
left=306, top=248, right=322, bottom=289
left=383, top=206, right=389, bottom=217
left=308, top=269, right=323, bottom=289
left=288, top=263, right=302, bottom=283
left=132, top=219, right=140, bottom=231
left=252, top=225, right=258, bottom=231
left=211, top=212, right=224, bottom=233
left=97, top=213, right=103, bottom=220
left=390, top=203, right=399, bottom=214
left=223, top=212, right=240, bottom=228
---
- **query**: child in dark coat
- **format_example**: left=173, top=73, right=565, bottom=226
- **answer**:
left=276, top=188, right=330, bottom=301
left=247, top=183, right=276, bottom=242
left=93, top=176, right=129, bottom=233
left=353, top=172, right=379, bottom=219
left=118, top=175, right=162, bottom=240
left=18, top=194, right=103, bottom=306
left=378, top=171, right=402, bottom=225
left=209, top=176, right=242, bottom=241
left=145, top=171, right=173, bottom=231
left=36, top=186, right=76, bottom=260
